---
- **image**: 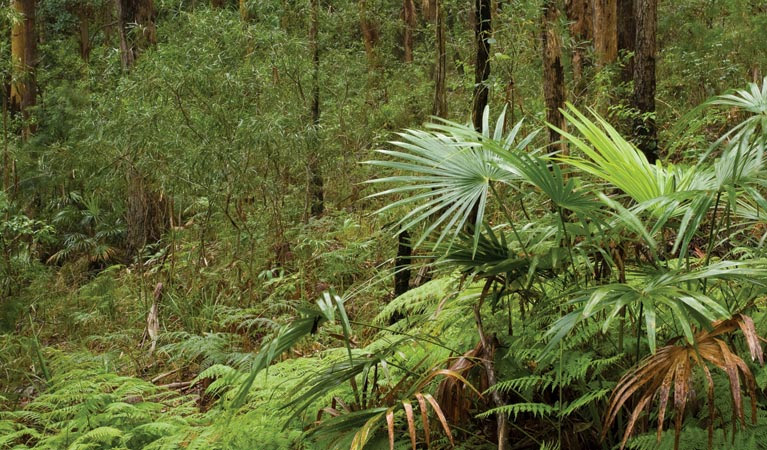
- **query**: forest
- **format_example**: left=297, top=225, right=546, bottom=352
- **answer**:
left=2, top=0, right=767, bottom=448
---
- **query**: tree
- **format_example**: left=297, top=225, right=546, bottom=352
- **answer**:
left=308, top=0, right=324, bottom=217
left=617, top=0, right=635, bottom=83
left=402, top=0, right=416, bottom=63
left=593, top=0, right=617, bottom=66
left=359, top=0, right=378, bottom=68
left=115, top=0, right=157, bottom=70
left=77, top=1, right=92, bottom=62
left=542, top=0, right=566, bottom=153
left=632, top=0, right=657, bottom=163
left=421, top=0, right=435, bottom=21
left=10, top=0, right=37, bottom=138
left=471, top=0, right=491, bottom=131
left=432, top=0, right=446, bottom=118
left=565, top=0, right=592, bottom=88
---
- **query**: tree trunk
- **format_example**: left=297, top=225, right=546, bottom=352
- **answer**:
left=471, top=0, right=491, bottom=131
left=394, top=229, right=412, bottom=297
left=593, top=0, right=617, bottom=66
left=542, top=0, right=566, bottom=154
left=78, top=4, right=91, bottom=62
left=421, top=0, right=435, bottom=21
left=211, top=0, right=226, bottom=7
left=116, top=0, right=156, bottom=70
left=432, top=0, right=447, bottom=118
left=10, top=0, right=36, bottom=139
left=632, top=0, right=657, bottom=163
left=308, top=0, right=324, bottom=217
left=467, top=0, right=491, bottom=228
left=565, top=0, right=592, bottom=88
left=617, top=0, right=635, bottom=83
left=402, top=0, right=416, bottom=63
left=359, top=0, right=378, bottom=68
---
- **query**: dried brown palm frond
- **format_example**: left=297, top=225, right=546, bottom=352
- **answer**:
left=434, top=340, right=485, bottom=424
left=603, top=313, right=764, bottom=450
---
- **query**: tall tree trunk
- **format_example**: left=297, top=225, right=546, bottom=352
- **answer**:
left=78, top=3, right=91, bottom=62
left=593, top=0, right=617, bottom=66
left=632, top=0, right=657, bottom=163
left=617, top=0, right=635, bottom=84
left=308, top=0, right=324, bottom=217
left=10, top=0, right=37, bottom=139
left=471, top=7, right=507, bottom=448
left=2, top=93, right=9, bottom=192
left=116, top=0, right=156, bottom=70
left=542, top=0, right=566, bottom=154
left=359, top=0, right=378, bottom=68
left=432, top=0, right=446, bottom=118
left=471, top=0, right=491, bottom=131
left=402, top=0, right=416, bottom=63
left=421, top=0, right=435, bottom=21
left=565, top=0, right=592, bottom=89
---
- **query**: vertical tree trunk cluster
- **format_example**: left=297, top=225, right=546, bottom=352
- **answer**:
left=542, top=0, right=566, bottom=153
left=10, top=0, right=37, bottom=138
left=308, top=0, right=324, bottom=217
left=564, top=0, right=657, bottom=162
left=116, top=0, right=157, bottom=70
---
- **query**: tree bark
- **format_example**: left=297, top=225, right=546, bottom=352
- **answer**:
left=308, top=0, right=324, bottom=217
left=78, top=4, right=91, bottom=62
left=10, top=0, right=37, bottom=139
left=421, top=0, right=435, bottom=21
left=359, top=0, right=378, bottom=68
left=472, top=0, right=491, bottom=131
left=432, top=0, right=447, bottom=118
left=394, top=229, right=412, bottom=297
left=402, top=0, right=416, bottom=63
left=632, top=0, right=657, bottom=163
left=617, top=0, right=635, bottom=83
left=542, top=0, right=566, bottom=154
left=565, top=0, right=592, bottom=88
left=593, top=0, right=617, bottom=66
left=116, top=0, right=156, bottom=70
left=475, top=281, right=509, bottom=450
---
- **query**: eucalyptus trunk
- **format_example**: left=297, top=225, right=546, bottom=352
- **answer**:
left=471, top=0, right=491, bottom=131
left=116, top=0, right=156, bottom=70
left=542, top=0, right=566, bottom=154
left=593, top=0, right=617, bottom=66
left=402, top=0, right=416, bottom=62
left=432, top=0, right=447, bottom=118
left=10, top=0, right=37, bottom=139
left=565, top=0, right=592, bottom=88
left=632, top=0, right=658, bottom=163
left=308, top=0, right=324, bottom=217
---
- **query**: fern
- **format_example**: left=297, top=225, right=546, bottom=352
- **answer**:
left=477, top=402, right=556, bottom=420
